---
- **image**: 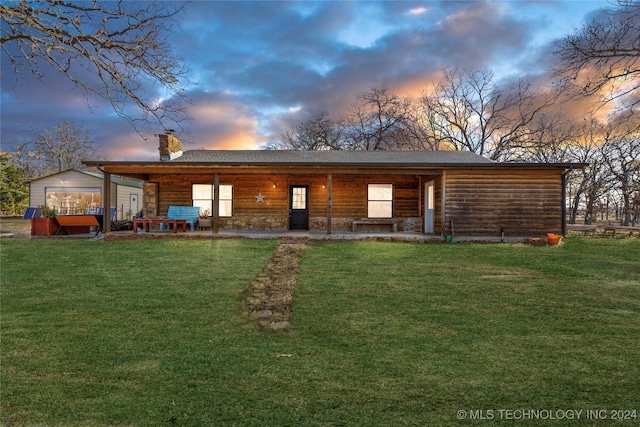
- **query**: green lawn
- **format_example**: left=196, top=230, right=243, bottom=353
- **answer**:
left=1, top=238, right=639, bottom=426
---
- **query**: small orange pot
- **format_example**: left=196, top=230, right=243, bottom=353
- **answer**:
left=547, top=233, right=562, bottom=246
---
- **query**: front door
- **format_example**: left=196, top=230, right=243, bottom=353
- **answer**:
left=289, top=185, right=309, bottom=231
left=130, top=194, right=139, bottom=218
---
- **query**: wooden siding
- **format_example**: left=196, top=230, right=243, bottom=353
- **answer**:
left=443, top=169, right=563, bottom=237
left=148, top=173, right=432, bottom=232
left=114, top=184, right=143, bottom=220
left=146, top=169, right=564, bottom=236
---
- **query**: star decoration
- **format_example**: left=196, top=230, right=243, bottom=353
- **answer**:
left=255, top=192, right=265, bottom=203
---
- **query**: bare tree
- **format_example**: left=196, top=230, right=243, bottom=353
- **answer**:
left=399, top=104, right=448, bottom=151
left=420, top=68, right=556, bottom=160
left=579, top=139, right=613, bottom=225
left=509, top=114, right=576, bottom=163
left=12, top=120, right=104, bottom=180
left=342, top=87, right=412, bottom=151
left=1, top=0, right=190, bottom=135
left=273, top=112, right=343, bottom=150
left=553, top=0, right=640, bottom=113
left=602, top=118, right=640, bottom=225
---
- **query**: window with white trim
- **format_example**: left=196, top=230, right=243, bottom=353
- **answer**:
left=367, top=184, right=393, bottom=218
left=192, top=184, right=233, bottom=217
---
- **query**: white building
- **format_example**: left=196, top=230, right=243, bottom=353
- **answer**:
left=29, top=169, right=143, bottom=220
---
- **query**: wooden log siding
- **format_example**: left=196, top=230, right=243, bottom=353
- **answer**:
left=147, top=173, right=430, bottom=232
left=443, top=169, right=563, bottom=237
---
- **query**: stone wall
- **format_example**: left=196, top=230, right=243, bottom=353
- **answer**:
left=220, top=215, right=288, bottom=231
left=220, top=216, right=423, bottom=233
left=310, top=217, right=352, bottom=232
left=311, top=217, right=424, bottom=233
left=142, top=182, right=158, bottom=218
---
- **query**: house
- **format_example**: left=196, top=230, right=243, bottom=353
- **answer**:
left=29, top=169, right=143, bottom=221
left=83, top=132, right=584, bottom=238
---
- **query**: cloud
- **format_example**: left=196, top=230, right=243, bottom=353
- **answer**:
left=180, top=91, right=263, bottom=150
left=0, top=0, right=606, bottom=159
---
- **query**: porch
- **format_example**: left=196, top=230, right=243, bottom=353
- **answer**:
left=21, top=225, right=534, bottom=243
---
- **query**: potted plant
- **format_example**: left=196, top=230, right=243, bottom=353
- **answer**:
left=31, top=206, right=59, bottom=236
left=198, top=209, right=212, bottom=229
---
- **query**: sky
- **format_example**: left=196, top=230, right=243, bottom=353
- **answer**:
left=1, top=0, right=608, bottom=161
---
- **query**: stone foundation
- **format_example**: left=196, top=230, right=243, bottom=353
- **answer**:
left=220, top=215, right=288, bottom=231
left=311, top=216, right=423, bottom=233
left=218, top=215, right=424, bottom=232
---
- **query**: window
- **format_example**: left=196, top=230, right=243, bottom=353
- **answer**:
left=192, top=184, right=233, bottom=217
left=218, top=184, right=233, bottom=217
left=46, top=187, right=101, bottom=215
left=368, top=184, right=393, bottom=218
left=291, top=187, right=306, bottom=209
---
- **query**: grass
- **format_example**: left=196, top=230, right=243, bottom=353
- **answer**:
left=1, top=237, right=639, bottom=426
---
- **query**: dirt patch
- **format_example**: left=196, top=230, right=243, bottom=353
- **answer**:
left=243, top=238, right=307, bottom=332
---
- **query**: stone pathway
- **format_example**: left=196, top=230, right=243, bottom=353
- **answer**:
left=244, top=238, right=307, bottom=332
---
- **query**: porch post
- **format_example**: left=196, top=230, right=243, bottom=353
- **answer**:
left=213, top=173, right=220, bottom=234
left=327, top=173, right=332, bottom=235
left=440, top=170, right=446, bottom=237
left=418, top=176, right=423, bottom=233
left=103, top=170, right=111, bottom=233
left=562, top=170, right=568, bottom=237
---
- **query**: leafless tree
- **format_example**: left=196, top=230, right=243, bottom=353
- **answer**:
left=564, top=116, right=640, bottom=225
left=419, top=68, right=556, bottom=161
left=342, top=87, right=412, bottom=150
left=572, top=122, right=616, bottom=225
left=399, top=104, right=448, bottom=151
left=272, top=112, right=343, bottom=150
left=553, top=0, right=640, bottom=113
left=12, top=120, right=104, bottom=180
left=1, top=0, right=190, bottom=135
left=601, top=118, right=640, bottom=225
left=509, top=114, right=576, bottom=163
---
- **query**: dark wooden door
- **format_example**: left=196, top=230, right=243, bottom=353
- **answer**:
left=289, top=185, right=309, bottom=231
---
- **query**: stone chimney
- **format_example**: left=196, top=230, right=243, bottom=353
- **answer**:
left=158, top=129, right=183, bottom=161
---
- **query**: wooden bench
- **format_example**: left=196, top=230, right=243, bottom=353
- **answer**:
left=133, top=218, right=187, bottom=234
left=54, top=215, right=101, bottom=236
left=566, top=224, right=597, bottom=237
left=603, top=226, right=640, bottom=238
left=163, top=206, right=200, bottom=231
left=352, top=219, right=398, bottom=232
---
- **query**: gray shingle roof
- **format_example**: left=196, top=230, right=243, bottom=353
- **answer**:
left=170, top=150, right=494, bottom=166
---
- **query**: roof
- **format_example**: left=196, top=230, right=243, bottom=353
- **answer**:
left=83, top=150, right=586, bottom=171
left=171, top=149, right=495, bottom=166
left=29, top=168, right=143, bottom=188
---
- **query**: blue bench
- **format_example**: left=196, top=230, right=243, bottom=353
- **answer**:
left=161, top=206, right=200, bottom=231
